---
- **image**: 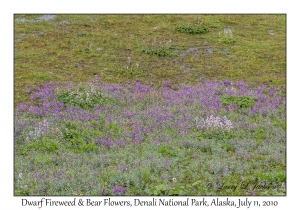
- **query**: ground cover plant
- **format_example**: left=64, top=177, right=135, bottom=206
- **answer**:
left=14, top=79, right=286, bottom=195
left=14, top=14, right=286, bottom=196
left=14, top=14, right=286, bottom=104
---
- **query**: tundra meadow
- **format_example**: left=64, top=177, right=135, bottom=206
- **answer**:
left=14, top=14, right=286, bottom=196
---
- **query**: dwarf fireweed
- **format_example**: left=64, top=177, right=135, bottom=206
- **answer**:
left=14, top=78, right=285, bottom=196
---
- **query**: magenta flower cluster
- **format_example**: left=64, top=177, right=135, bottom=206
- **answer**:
left=15, top=79, right=285, bottom=148
left=112, top=186, right=126, bottom=195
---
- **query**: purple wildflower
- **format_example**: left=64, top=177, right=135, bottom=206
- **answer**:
left=101, top=137, right=113, bottom=149
left=162, top=81, right=172, bottom=87
left=223, top=80, right=231, bottom=87
left=133, top=136, right=143, bottom=145
left=269, top=86, right=276, bottom=95
left=273, top=153, right=280, bottom=161
left=164, top=159, right=171, bottom=169
left=192, top=153, right=199, bottom=159
left=112, top=186, right=126, bottom=195
left=119, top=166, right=127, bottom=172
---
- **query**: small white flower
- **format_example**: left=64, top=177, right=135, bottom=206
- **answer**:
left=195, top=117, right=200, bottom=128
left=195, top=115, right=233, bottom=131
left=18, top=173, right=22, bottom=181
left=172, top=177, right=177, bottom=182
left=224, top=26, right=233, bottom=37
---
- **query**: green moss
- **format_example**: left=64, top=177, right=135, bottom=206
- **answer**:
left=14, top=14, right=286, bottom=105
left=25, top=72, right=56, bottom=81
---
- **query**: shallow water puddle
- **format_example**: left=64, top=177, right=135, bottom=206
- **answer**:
left=15, top=14, right=56, bottom=23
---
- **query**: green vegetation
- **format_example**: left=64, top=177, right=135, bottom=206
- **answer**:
left=14, top=14, right=286, bottom=104
left=220, top=96, right=256, bottom=109
left=219, top=36, right=236, bottom=44
left=176, top=25, right=209, bottom=34
left=142, top=46, right=173, bottom=57
left=56, top=85, right=112, bottom=110
left=14, top=14, right=286, bottom=196
left=14, top=80, right=286, bottom=196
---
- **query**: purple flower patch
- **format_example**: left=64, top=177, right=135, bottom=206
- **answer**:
left=112, top=186, right=126, bottom=195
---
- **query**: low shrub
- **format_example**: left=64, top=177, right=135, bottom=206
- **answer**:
left=220, top=96, right=255, bottom=109
left=176, top=25, right=209, bottom=35
left=56, top=86, right=111, bottom=110
left=142, top=46, right=172, bottom=57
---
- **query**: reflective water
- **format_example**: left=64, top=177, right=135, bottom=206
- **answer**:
left=15, top=14, right=56, bottom=23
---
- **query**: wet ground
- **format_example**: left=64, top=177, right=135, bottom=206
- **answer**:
left=15, top=14, right=56, bottom=23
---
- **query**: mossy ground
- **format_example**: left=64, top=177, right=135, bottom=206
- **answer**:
left=14, top=14, right=286, bottom=104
